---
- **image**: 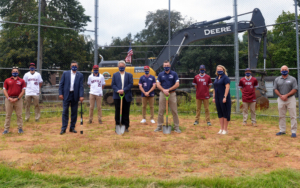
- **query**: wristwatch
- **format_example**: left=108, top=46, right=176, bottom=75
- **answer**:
left=17, top=97, right=20, bottom=100
left=223, top=96, right=226, bottom=98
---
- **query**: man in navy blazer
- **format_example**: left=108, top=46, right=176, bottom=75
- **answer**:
left=59, top=61, right=84, bottom=135
left=111, top=60, right=133, bottom=132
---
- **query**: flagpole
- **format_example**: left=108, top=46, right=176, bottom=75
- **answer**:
left=168, top=0, right=171, bottom=61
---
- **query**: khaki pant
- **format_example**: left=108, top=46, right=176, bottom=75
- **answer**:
left=89, top=94, right=102, bottom=122
left=4, top=98, right=23, bottom=131
left=195, top=99, right=210, bottom=122
left=243, top=102, right=256, bottom=124
left=157, top=92, right=179, bottom=129
left=278, top=96, right=297, bottom=134
left=25, top=95, right=40, bottom=120
left=142, top=97, right=154, bottom=119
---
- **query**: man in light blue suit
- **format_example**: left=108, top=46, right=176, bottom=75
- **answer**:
left=59, top=61, right=84, bottom=135
left=111, top=60, right=133, bottom=132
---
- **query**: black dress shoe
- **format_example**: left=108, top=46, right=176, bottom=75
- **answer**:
left=125, top=128, right=129, bottom=132
left=69, top=129, right=77, bottom=133
left=60, top=130, right=66, bottom=135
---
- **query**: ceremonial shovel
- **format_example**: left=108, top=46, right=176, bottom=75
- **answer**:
left=80, top=102, right=83, bottom=134
left=115, top=93, right=126, bottom=135
left=163, top=95, right=172, bottom=134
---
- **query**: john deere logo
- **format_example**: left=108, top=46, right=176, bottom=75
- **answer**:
left=102, top=72, right=111, bottom=80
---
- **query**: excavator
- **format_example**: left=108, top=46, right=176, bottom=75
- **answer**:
left=97, top=8, right=269, bottom=109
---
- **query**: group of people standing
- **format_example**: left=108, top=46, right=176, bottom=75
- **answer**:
left=1, top=61, right=298, bottom=138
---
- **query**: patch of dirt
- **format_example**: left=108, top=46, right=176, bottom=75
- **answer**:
left=0, top=113, right=300, bottom=179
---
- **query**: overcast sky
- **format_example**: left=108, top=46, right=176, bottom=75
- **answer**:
left=78, top=0, right=296, bottom=46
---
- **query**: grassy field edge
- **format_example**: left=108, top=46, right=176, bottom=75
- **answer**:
left=0, top=165, right=300, bottom=188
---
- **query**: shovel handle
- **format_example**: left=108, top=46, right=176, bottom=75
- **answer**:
left=119, top=93, right=124, bottom=118
left=165, top=95, right=169, bottom=126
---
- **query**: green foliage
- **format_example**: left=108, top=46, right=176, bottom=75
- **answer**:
left=0, top=0, right=92, bottom=83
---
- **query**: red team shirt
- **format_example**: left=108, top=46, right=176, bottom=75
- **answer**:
left=238, top=76, right=258, bottom=102
left=193, top=74, right=212, bottom=99
left=4, top=77, right=26, bottom=97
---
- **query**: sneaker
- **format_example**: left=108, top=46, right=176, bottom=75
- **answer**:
left=2, top=130, right=9, bottom=135
left=252, top=123, right=257, bottom=127
left=193, top=121, right=199, bottom=125
left=174, top=128, right=182, bottom=133
left=242, top=122, right=246, bottom=126
left=150, top=119, right=155, bottom=124
left=221, top=130, right=228, bottom=135
left=140, top=119, right=146, bottom=123
left=207, top=122, right=212, bottom=126
left=276, top=132, right=286, bottom=136
left=88, top=120, right=92, bottom=124
left=291, top=133, right=297, bottom=138
left=217, top=129, right=223, bottom=134
left=18, top=129, right=24, bottom=134
left=154, top=127, right=162, bottom=132
left=99, top=120, right=102, bottom=124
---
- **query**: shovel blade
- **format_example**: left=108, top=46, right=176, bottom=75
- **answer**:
left=163, top=125, right=172, bottom=134
left=115, top=125, right=126, bottom=135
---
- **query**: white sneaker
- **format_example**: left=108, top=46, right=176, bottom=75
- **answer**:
left=218, top=129, right=223, bottom=134
left=150, top=119, right=155, bottom=124
left=140, top=119, right=146, bottom=123
left=222, top=130, right=228, bottom=135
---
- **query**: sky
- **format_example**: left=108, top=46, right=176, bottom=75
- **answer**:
left=78, top=0, right=296, bottom=46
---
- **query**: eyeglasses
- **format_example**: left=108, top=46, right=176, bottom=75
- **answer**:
left=12, top=66, right=19, bottom=69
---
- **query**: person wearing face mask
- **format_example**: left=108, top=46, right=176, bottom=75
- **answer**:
left=58, top=61, right=84, bottom=135
left=274, top=65, right=298, bottom=138
left=2, top=67, right=26, bottom=134
left=111, top=61, right=133, bottom=132
left=154, top=60, right=181, bottom=133
left=87, top=65, right=106, bottom=124
left=139, top=66, right=156, bottom=124
left=23, top=63, right=43, bottom=122
left=213, top=65, right=231, bottom=135
left=238, top=68, right=258, bottom=127
left=192, top=65, right=212, bottom=126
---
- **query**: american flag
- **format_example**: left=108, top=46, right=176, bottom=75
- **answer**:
left=125, top=43, right=133, bottom=63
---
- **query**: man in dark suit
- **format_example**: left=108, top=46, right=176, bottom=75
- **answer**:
left=111, top=60, right=133, bottom=132
left=59, top=61, right=84, bottom=135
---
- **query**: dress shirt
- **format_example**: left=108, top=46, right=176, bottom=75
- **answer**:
left=70, top=71, right=76, bottom=91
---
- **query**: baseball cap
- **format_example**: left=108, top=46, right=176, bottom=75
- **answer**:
left=93, top=65, right=99, bottom=69
left=29, top=63, right=35, bottom=67
left=199, top=65, right=205, bottom=69
left=245, top=68, right=251, bottom=71
left=144, top=66, right=150, bottom=69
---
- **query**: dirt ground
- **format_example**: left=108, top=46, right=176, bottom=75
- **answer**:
left=0, top=114, right=300, bottom=179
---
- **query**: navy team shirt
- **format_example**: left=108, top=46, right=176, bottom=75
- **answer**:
left=139, top=75, right=156, bottom=97
left=157, top=70, right=179, bottom=91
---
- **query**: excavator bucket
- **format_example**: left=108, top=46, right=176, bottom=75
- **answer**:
left=255, top=89, right=269, bottom=110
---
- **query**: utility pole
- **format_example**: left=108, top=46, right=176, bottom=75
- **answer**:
left=294, top=0, right=300, bottom=117
left=94, top=0, right=98, bottom=65
left=234, top=0, right=240, bottom=113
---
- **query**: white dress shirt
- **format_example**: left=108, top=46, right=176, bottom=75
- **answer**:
left=70, top=71, right=76, bottom=91
left=120, top=72, right=125, bottom=89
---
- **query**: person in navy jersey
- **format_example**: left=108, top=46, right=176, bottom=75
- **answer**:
left=239, top=68, right=258, bottom=127
left=193, top=65, right=212, bottom=126
left=213, top=65, right=231, bottom=135
left=139, top=66, right=156, bottom=124
left=59, top=61, right=84, bottom=135
left=111, top=61, right=133, bottom=132
left=154, top=60, right=181, bottom=133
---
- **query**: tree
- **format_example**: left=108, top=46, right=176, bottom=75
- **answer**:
left=135, top=9, right=194, bottom=55
left=0, top=0, right=91, bottom=83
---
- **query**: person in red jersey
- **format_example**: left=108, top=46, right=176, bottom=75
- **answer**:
left=2, top=66, right=26, bottom=134
left=192, top=65, right=212, bottom=126
left=239, top=68, right=258, bottom=127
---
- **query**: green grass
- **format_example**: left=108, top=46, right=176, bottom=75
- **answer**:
left=0, top=165, right=299, bottom=187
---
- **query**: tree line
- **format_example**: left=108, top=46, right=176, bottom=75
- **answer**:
left=0, top=0, right=299, bottom=84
